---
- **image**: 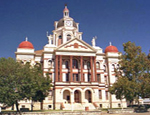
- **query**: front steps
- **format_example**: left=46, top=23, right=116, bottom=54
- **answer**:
left=62, top=103, right=96, bottom=110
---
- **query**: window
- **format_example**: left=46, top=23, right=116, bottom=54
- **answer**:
left=116, top=64, right=120, bottom=69
left=104, top=65, right=106, bottom=72
left=87, top=73, right=91, bottom=82
left=58, top=35, right=62, bottom=45
left=112, top=64, right=115, bottom=71
left=73, top=59, right=78, bottom=68
left=66, top=73, right=69, bottom=82
left=48, top=105, right=52, bottom=108
left=100, top=104, right=103, bottom=108
left=106, top=91, right=108, bottom=100
left=48, top=60, right=52, bottom=67
left=48, top=90, right=53, bottom=100
left=118, top=103, right=121, bottom=107
left=96, top=62, right=100, bottom=69
left=99, top=90, right=102, bottom=99
left=59, top=35, right=62, bottom=38
left=97, top=74, right=101, bottom=82
left=87, top=61, right=90, bottom=69
left=73, top=74, right=79, bottom=82
left=65, top=61, right=69, bottom=69
left=67, top=34, right=71, bottom=41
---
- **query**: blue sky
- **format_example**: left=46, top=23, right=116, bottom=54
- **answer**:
left=0, top=0, right=150, bottom=58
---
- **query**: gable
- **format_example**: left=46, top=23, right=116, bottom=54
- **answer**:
left=55, top=38, right=96, bottom=53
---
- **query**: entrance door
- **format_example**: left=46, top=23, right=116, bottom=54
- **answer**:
left=74, top=90, right=80, bottom=103
left=88, top=91, right=92, bottom=103
left=85, top=90, right=92, bottom=103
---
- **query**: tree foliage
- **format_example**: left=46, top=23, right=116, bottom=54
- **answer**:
left=0, top=57, right=52, bottom=111
left=109, top=41, right=150, bottom=104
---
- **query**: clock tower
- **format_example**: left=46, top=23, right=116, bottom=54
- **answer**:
left=46, top=5, right=83, bottom=46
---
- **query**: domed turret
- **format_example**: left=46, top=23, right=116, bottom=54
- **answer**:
left=63, top=4, right=69, bottom=17
left=18, top=37, right=34, bottom=49
left=105, top=42, right=118, bottom=53
left=57, top=5, right=77, bottom=28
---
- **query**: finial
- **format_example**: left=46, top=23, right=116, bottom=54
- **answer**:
left=47, top=31, right=49, bottom=37
left=25, top=37, right=28, bottom=41
left=65, top=3, right=67, bottom=8
left=109, top=42, right=112, bottom=46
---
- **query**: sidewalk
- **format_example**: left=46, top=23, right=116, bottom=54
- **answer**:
left=101, top=111, right=150, bottom=115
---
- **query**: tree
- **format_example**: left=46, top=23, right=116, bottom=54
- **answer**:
left=109, top=41, right=150, bottom=106
left=0, top=57, right=52, bottom=112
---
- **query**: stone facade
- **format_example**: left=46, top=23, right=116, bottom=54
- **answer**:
left=15, top=5, right=127, bottom=111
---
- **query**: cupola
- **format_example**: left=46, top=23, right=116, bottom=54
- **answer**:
left=105, top=42, right=118, bottom=53
left=63, top=4, right=69, bottom=17
left=18, top=37, right=34, bottom=49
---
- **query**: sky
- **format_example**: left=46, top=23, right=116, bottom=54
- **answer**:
left=0, top=0, right=150, bottom=58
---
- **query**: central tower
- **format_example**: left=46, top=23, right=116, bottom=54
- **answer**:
left=47, top=5, right=82, bottom=46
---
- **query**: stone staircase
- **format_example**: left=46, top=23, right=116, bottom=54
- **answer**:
left=62, top=103, right=97, bottom=110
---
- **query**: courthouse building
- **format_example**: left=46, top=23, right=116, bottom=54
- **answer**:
left=15, top=6, right=127, bottom=110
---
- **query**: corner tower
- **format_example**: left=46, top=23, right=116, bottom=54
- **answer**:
left=47, top=5, right=82, bottom=47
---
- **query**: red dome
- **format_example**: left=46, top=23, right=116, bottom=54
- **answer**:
left=63, top=5, right=69, bottom=12
left=105, top=45, right=118, bottom=53
left=63, top=7, right=69, bottom=12
left=18, top=41, right=34, bottom=49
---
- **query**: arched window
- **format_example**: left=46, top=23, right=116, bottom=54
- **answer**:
left=96, top=62, right=100, bottom=69
left=73, top=59, right=78, bottom=68
left=116, top=64, right=120, bottom=69
left=58, top=35, right=62, bottom=45
left=103, top=65, right=106, bottom=72
left=112, top=64, right=115, bottom=71
left=87, top=61, right=90, bottom=69
left=67, top=34, right=71, bottom=41
left=48, top=60, right=52, bottom=67
left=65, top=61, right=69, bottom=69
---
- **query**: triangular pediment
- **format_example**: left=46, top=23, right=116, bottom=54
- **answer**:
left=55, top=38, right=96, bottom=53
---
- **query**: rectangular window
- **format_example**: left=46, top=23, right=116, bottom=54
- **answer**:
left=48, top=90, right=52, bottom=100
left=97, top=74, right=101, bottom=82
left=100, top=104, right=102, bottom=108
left=48, top=105, right=52, bottom=108
left=106, top=91, right=108, bottom=100
left=88, top=74, right=91, bottom=82
left=73, top=74, right=79, bottom=82
left=99, top=90, right=102, bottom=99
left=66, top=73, right=69, bottom=82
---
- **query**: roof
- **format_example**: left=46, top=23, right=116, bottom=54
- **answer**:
left=35, top=50, right=43, bottom=55
left=57, top=18, right=77, bottom=28
left=105, top=45, right=118, bottom=53
left=18, top=41, right=34, bottom=49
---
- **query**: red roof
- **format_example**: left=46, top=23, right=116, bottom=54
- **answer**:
left=18, top=41, right=34, bottom=49
left=105, top=45, right=118, bottom=53
left=63, top=6, right=69, bottom=12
